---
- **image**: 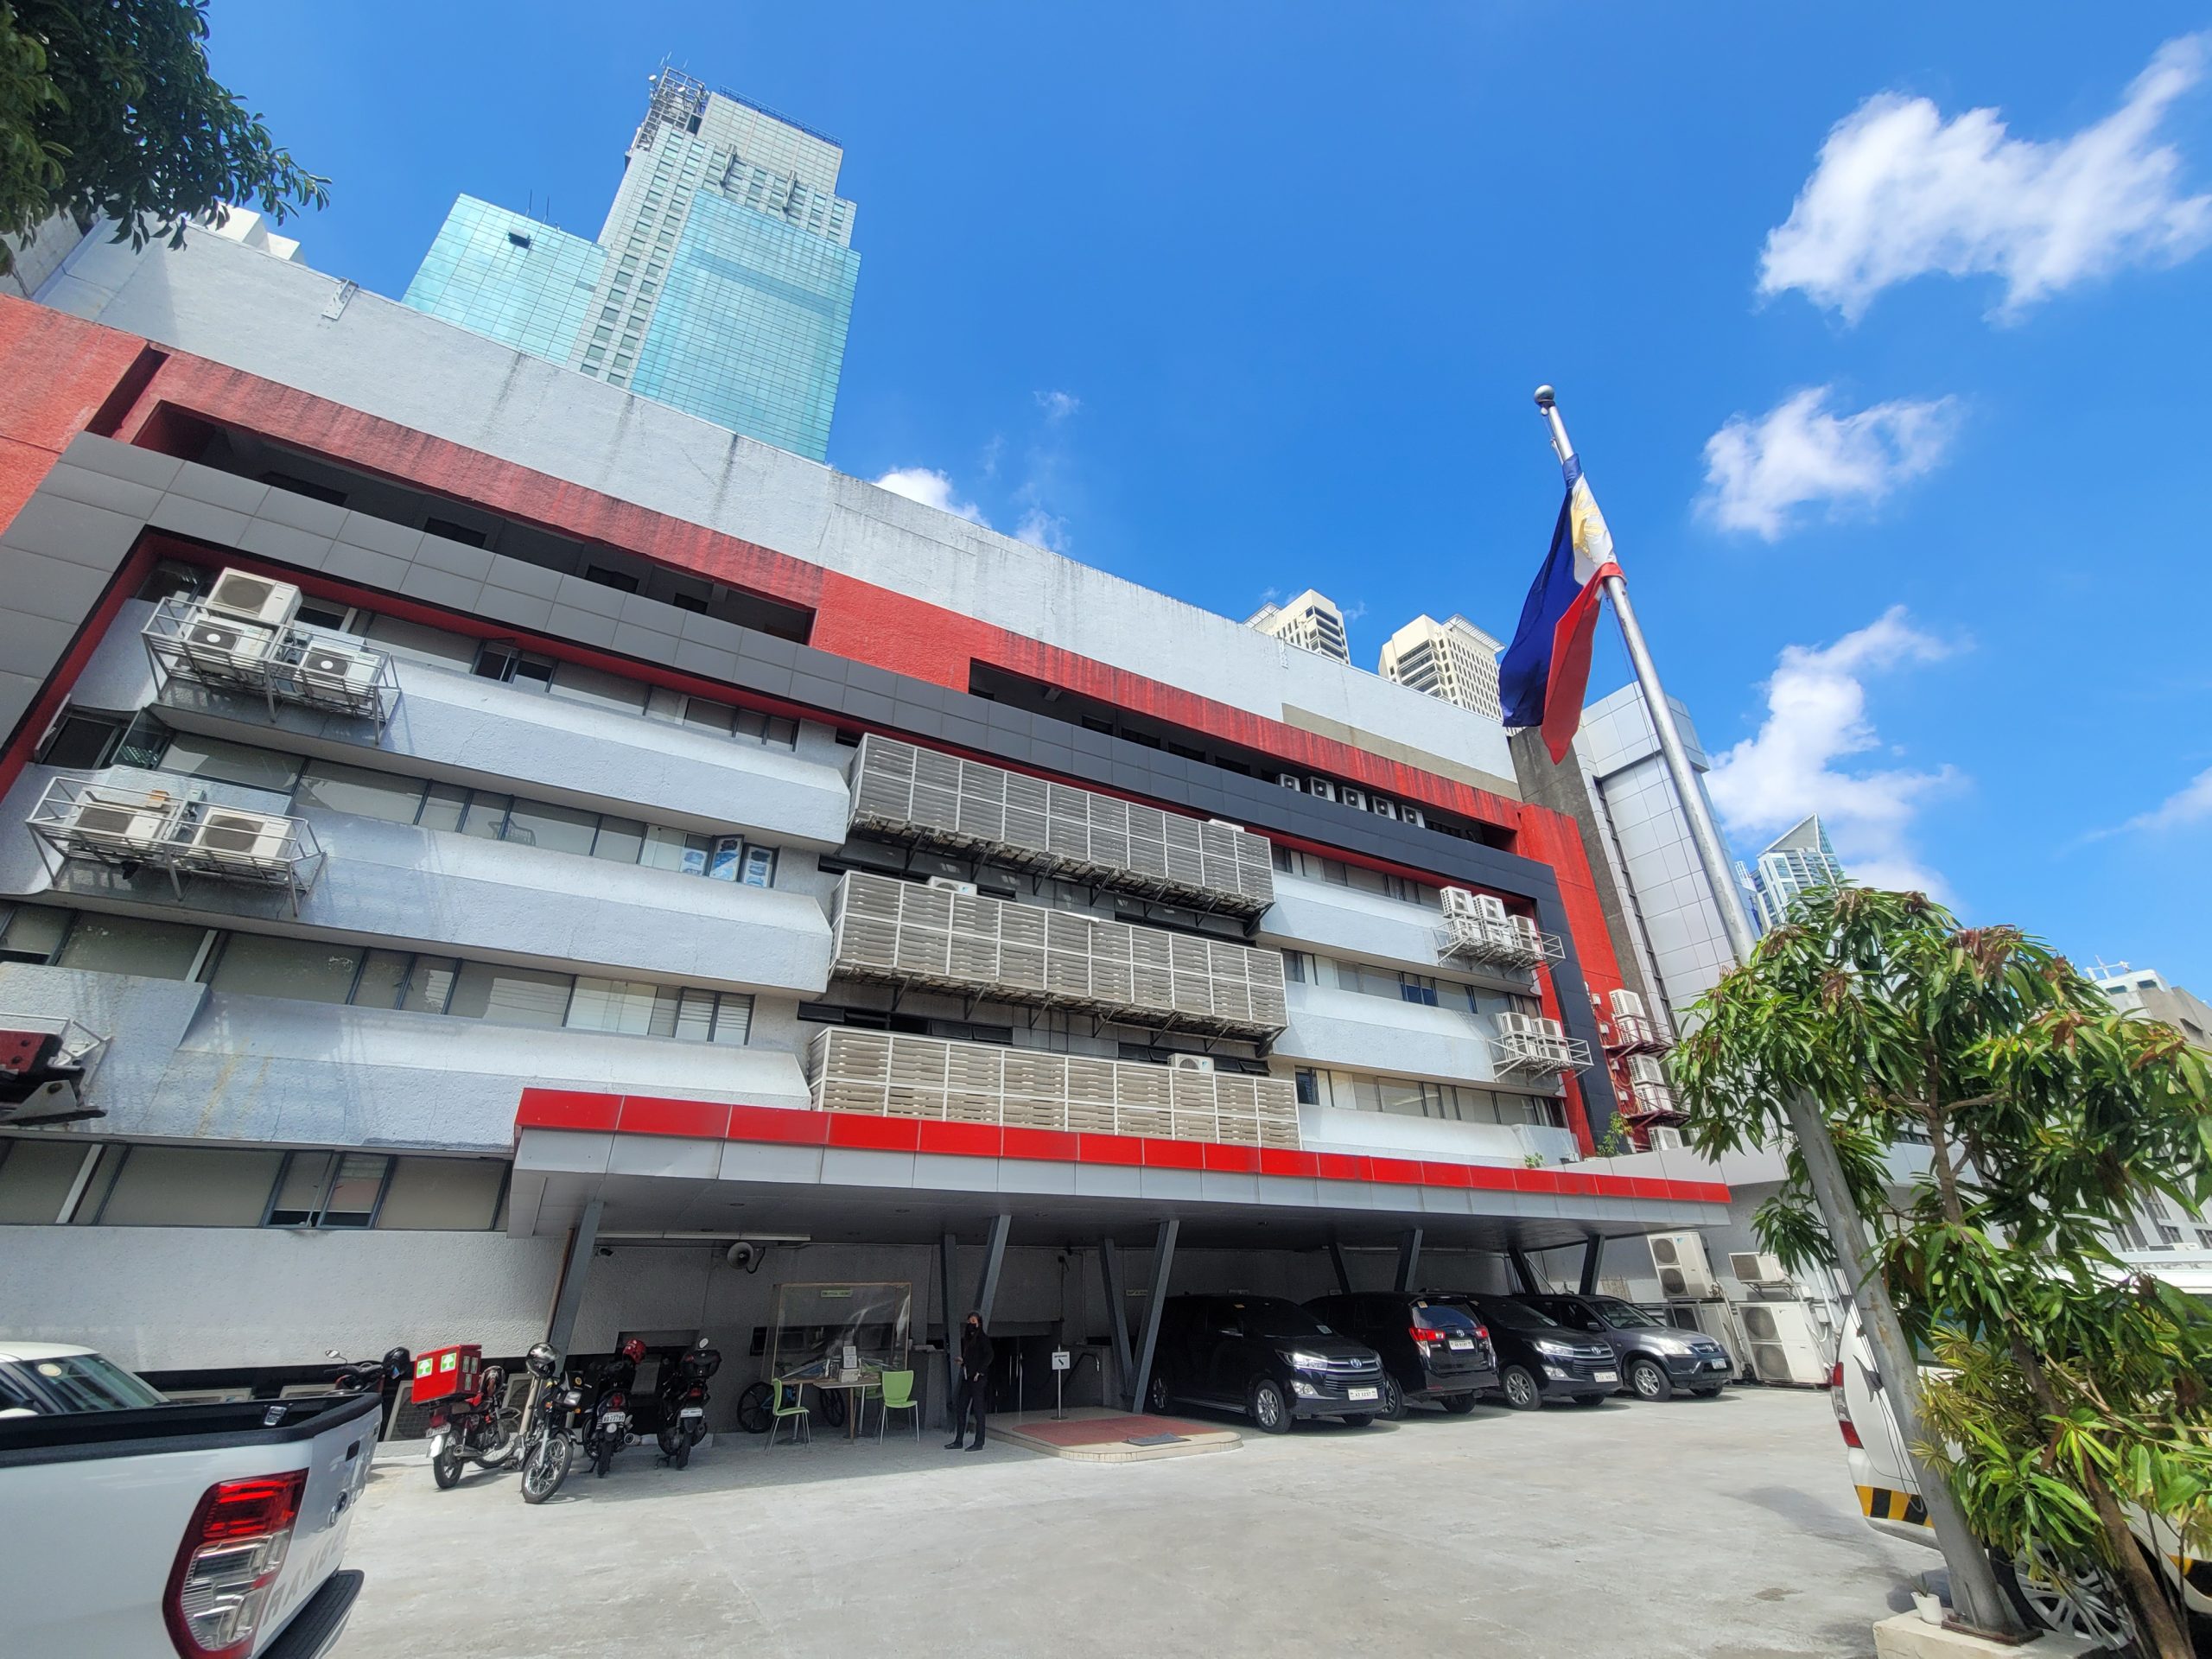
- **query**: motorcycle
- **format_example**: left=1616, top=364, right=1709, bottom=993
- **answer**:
left=518, top=1343, right=583, bottom=1505
left=327, top=1345, right=412, bottom=1435
left=587, top=1338, right=645, bottom=1478
left=428, top=1359, right=520, bottom=1489
left=654, top=1337, right=721, bottom=1470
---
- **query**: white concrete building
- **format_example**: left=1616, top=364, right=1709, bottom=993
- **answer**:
left=1245, top=589, right=1351, bottom=663
left=1377, top=613, right=1503, bottom=721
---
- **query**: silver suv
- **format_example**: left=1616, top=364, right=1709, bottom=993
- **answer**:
left=1516, top=1294, right=1732, bottom=1400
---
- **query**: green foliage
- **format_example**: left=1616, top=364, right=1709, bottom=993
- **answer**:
left=1595, top=1122, right=1632, bottom=1159
left=0, top=0, right=324, bottom=272
left=1674, top=886, right=2212, bottom=1639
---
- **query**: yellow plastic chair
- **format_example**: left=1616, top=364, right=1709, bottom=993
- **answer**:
left=765, top=1379, right=810, bottom=1449
left=874, top=1370, right=920, bottom=1444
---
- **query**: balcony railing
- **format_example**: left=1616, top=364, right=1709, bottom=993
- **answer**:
left=1605, top=1012, right=1672, bottom=1055
left=849, top=734, right=1274, bottom=915
left=1487, top=1026, right=1592, bottom=1077
left=27, top=774, right=325, bottom=915
left=829, top=872, right=1287, bottom=1041
left=1435, top=912, right=1564, bottom=971
left=805, top=1026, right=1300, bottom=1148
left=144, top=596, right=399, bottom=728
left=0, top=1014, right=107, bottom=1126
left=1624, top=1079, right=1681, bottom=1121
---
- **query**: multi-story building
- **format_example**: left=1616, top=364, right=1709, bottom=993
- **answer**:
left=0, top=240, right=1728, bottom=1409
left=402, top=67, right=858, bottom=461
left=1742, top=815, right=1847, bottom=932
left=1245, top=589, right=1351, bottom=663
left=1377, top=614, right=1503, bottom=721
left=2095, top=965, right=2212, bottom=1052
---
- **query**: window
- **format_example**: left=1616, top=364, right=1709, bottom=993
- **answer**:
left=549, top=661, right=649, bottom=715
left=741, top=844, right=777, bottom=888
left=205, top=934, right=363, bottom=1004
left=36, top=709, right=129, bottom=769
left=1282, top=950, right=1313, bottom=984
left=447, top=962, right=574, bottom=1029
left=94, top=1145, right=285, bottom=1227
left=1294, top=1068, right=1320, bottom=1106
left=363, top=615, right=478, bottom=671
left=502, top=800, right=601, bottom=857
left=375, top=1159, right=506, bottom=1231
left=473, top=641, right=555, bottom=690
left=293, top=760, right=429, bottom=824
left=261, top=472, right=347, bottom=507
left=506, top=231, right=532, bottom=250
left=155, top=731, right=302, bottom=792
left=0, top=1137, right=90, bottom=1224
left=671, top=590, right=709, bottom=614
left=0, top=902, right=68, bottom=964
left=267, top=1151, right=391, bottom=1228
left=54, top=913, right=211, bottom=979
left=423, top=517, right=489, bottom=548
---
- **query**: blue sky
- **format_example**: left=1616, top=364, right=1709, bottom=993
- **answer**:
left=206, top=3, right=2212, bottom=986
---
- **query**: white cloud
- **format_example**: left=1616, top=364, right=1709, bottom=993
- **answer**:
left=1014, top=508, right=1069, bottom=552
left=1707, top=607, right=1960, bottom=895
left=1701, top=386, right=1961, bottom=539
left=1760, top=33, right=2212, bottom=321
left=872, top=467, right=987, bottom=525
left=2108, top=766, right=2212, bottom=836
left=1035, top=390, right=1081, bottom=422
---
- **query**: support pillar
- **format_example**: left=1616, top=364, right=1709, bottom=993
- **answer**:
left=938, top=1231, right=960, bottom=1429
left=1100, top=1237, right=1134, bottom=1407
left=1394, top=1229, right=1424, bottom=1294
left=1578, top=1236, right=1605, bottom=1296
left=1328, top=1240, right=1353, bottom=1295
left=1127, top=1219, right=1179, bottom=1414
left=543, top=1196, right=603, bottom=1365
left=1505, top=1243, right=1541, bottom=1296
left=970, top=1213, right=1011, bottom=1328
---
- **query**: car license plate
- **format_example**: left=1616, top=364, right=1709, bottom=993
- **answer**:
left=1447, top=1338, right=1474, bottom=1351
left=1592, top=1370, right=1618, bottom=1383
left=679, top=1407, right=705, bottom=1418
left=1348, top=1386, right=1378, bottom=1402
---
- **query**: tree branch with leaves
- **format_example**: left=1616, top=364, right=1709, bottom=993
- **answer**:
left=1675, top=887, right=2212, bottom=1656
left=0, top=0, right=324, bottom=273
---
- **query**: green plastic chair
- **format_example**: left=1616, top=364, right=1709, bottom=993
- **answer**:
left=874, top=1369, right=919, bottom=1444
left=765, top=1379, right=810, bottom=1449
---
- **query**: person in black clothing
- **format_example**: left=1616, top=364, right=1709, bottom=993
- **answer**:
left=944, top=1311, right=993, bottom=1451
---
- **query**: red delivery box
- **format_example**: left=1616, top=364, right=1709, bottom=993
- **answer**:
left=410, top=1344, right=481, bottom=1405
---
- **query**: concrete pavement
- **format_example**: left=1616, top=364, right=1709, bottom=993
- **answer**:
left=335, top=1386, right=1929, bottom=1658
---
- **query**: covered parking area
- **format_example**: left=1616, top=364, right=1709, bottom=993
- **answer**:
left=506, top=1090, right=1732, bottom=1424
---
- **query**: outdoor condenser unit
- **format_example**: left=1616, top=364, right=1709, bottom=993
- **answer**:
left=204, top=569, right=303, bottom=629
left=1738, top=1300, right=1829, bottom=1387
left=1649, top=1232, right=1721, bottom=1300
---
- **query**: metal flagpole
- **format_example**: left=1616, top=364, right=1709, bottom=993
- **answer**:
left=1531, top=386, right=2022, bottom=1637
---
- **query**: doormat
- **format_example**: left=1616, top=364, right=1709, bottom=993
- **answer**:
left=1124, top=1432, right=1185, bottom=1446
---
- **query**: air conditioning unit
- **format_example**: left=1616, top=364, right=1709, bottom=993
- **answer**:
left=1648, top=1232, right=1720, bottom=1300
left=1275, top=773, right=1303, bottom=791
left=1401, top=806, right=1425, bottom=829
left=1730, top=1251, right=1792, bottom=1287
left=1609, top=987, right=1648, bottom=1022
left=296, top=640, right=378, bottom=697
left=1512, top=915, right=1546, bottom=949
left=63, top=793, right=175, bottom=855
left=1306, top=779, right=1337, bottom=803
left=925, top=877, right=978, bottom=895
left=1339, top=787, right=1367, bottom=811
left=1371, top=797, right=1396, bottom=819
left=1647, top=1125, right=1686, bottom=1151
left=181, top=611, right=276, bottom=671
left=1441, top=886, right=1478, bottom=918
left=1738, top=1300, right=1829, bottom=1386
left=1167, top=1053, right=1215, bottom=1074
left=189, top=807, right=293, bottom=863
left=204, top=569, right=302, bottom=629
left=1478, top=893, right=1510, bottom=925
left=1496, top=1010, right=1535, bottom=1039
left=1531, top=1016, right=1566, bottom=1042
left=1628, top=1054, right=1669, bottom=1087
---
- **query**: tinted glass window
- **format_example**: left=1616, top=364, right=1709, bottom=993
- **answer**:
left=18, top=1351, right=165, bottom=1412
left=1476, top=1297, right=1561, bottom=1332
left=1231, top=1298, right=1332, bottom=1338
left=294, top=761, right=426, bottom=824
left=1407, top=1301, right=1479, bottom=1333
left=1590, top=1297, right=1663, bottom=1329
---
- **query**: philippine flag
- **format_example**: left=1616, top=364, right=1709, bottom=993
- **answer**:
left=1498, top=457, right=1623, bottom=763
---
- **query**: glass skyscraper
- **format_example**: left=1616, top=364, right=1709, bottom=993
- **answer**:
left=1740, top=814, right=1849, bottom=931
left=404, top=67, right=858, bottom=461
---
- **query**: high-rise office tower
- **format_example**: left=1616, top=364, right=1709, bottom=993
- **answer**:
left=1377, top=614, right=1503, bottom=721
left=1245, top=589, right=1351, bottom=662
left=404, top=66, right=858, bottom=461
left=1742, top=815, right=1848, bottom=931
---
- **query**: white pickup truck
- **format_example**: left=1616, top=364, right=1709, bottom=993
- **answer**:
left=0, top=1341, right=378, bottom=1658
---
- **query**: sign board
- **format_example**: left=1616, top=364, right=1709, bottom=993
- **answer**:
left=1051, top=1349, right=1071, bottom=1372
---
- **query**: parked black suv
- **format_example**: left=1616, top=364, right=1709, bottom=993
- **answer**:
left=1435, top=1293, right=1618, bottom=1409
left=1147, top=1294, right=1386, bottom=1433
left=1515, top=1291, right=1732, bottom=1400
left=1306, top=1292, right=1499, bottom=1418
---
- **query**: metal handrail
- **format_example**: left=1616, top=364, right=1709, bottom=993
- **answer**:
left=143, top=596, right=399, bottom=728
left=1487, top=1030, right=1593, bottom=1075
left=25, top=773, right=326, bottom=915
left=1435, top=913, right=1566, bottom=969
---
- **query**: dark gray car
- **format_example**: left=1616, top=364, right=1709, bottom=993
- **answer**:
left=1516, top=1293, right=1732, bottom=1400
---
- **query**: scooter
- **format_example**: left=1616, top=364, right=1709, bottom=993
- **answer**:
left=654, top=1337, right=721, bottom=1469
left=586, top=1338, right=645, bottom=1478
left=428, top=1359, right=519, bottom=1488
left=518, top=1344, right=584, bottom=1505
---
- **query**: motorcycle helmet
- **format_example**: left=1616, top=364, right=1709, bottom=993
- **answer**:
left=683, top=1336, right=722, bottom=1380
left=381, top=1346, right=413, bottom=1383
left=525, top=1342, right=559, bottom=1380
left=619, top=1338, right=646, bottom=1364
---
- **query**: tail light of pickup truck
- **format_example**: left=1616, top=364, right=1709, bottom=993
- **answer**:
left=163, top=1468, right=308, bottom=1658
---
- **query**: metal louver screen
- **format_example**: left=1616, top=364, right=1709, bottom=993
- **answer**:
left=849, top=734, right=1274, bottom=912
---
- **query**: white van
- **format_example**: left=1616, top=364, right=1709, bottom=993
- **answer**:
left=1833, top=1304, right=2210, bottom=1648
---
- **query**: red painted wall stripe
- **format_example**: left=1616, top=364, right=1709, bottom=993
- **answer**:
left=513, top=1089, right=1732, bottom=1206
